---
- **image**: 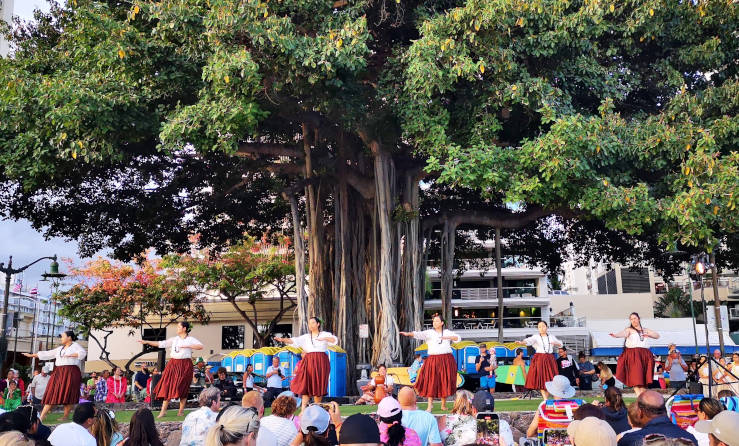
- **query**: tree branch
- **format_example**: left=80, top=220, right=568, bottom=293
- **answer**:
left=423, top=206, right=578, bottom=230
left=236, top=142, right=304, bottom=158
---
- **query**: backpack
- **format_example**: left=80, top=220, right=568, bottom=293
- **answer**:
left=536, top=399, right=583, bottom=445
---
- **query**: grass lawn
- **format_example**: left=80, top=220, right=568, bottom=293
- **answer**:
left=44, top=397, right=637, bottom=425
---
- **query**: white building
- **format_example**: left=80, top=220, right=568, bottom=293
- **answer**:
left=0, top=0, right=14, bottom=57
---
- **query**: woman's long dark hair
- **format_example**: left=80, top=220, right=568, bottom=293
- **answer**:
left=127, top=409, right=163, bottom=446
left=604, top=386, right=625, bottom=411
left=303, top=429, right=330, bottom=446
left=380, top=412, right=406, bottom=446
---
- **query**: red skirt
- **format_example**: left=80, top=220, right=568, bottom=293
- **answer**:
left=291, top=352, right=330, bottom=397
left=415, top=353, right=457, bottom=398
left=616, top=347, right=653, bottom=388
left=154, top=358, right=193, bottom=400
left=42, top=365, right=81, bottom=406
left=525, top=353, right=558, bottom=390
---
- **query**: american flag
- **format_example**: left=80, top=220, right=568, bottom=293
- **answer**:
left=11, top=277, right=22, bottom=293
left=30, top=285, right=38, bottom=296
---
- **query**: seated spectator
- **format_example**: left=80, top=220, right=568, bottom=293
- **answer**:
left=14, top=405, right=51, bottom=443
left=356, top=365, right=395, bottom=405
left=206, top=405, right=260, bottom=446
left=526, top=375, right=577, bottom=438
left=2, top=381, right=21, bottom=411
left=242, top=390, right=265, bottom=418
left=120, top=408, right=163, bottom=446
left=377, top=396, right=421, bottom=446
left=105, top=367, right=127, bottom=404
left=685, top=398, right=724, bottom=446
left=567, top=416, right=617, bottom=446
left=617, top=390, right=697, bottom=446
left=290, top=404, right=340, bottom=446
left=573, top=403, right=604, bottom=420
left=601, top=386, right=630, bottom=434
left=617, top=402, right=644, bottom=441
left=180, top=387, right=221, bottom=446
left=214, top=367, right=238, bottom=401
left=469, top=390, right=513, bottom=446
left=408, top=354, right=423, bottom=385
left=398, top=387, right=442, bottom=446
left=694, top=410, right=739, bottom=446
left=438, top=390, right=474, bottom=446
left=338, top=414, right=381, bottom=446
left=0, top=431, right=34, bottom=445
left=48, top=402, right=97, bottom=446
left=0, top=411, right=30, bottom=434
left=257, top=395, right=298, bottom=446
left=90, top=408, right=123, bottom=446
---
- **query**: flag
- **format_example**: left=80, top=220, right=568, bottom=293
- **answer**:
left=11, top=277, right=21, bottom=293
left=30, top=285, right=38, bottom=296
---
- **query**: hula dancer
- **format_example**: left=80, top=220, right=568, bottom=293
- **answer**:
left=515, top=320, right=562, bottom=400
left=400, top=314, right=460, bottom=412
left=610, top=312, right=660, bottom=397
left=275, top=316, right=337, bottom=412
left=138, top=321, right=203, bottom=418
left=23, top=330, right=86, bottom=422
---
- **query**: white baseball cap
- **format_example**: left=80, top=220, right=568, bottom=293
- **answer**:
left=695, top=411, right=739, bottom=446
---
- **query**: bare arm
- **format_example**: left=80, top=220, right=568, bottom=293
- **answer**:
left=526, top=410, right=540, bottom=438
left=609, top=329, right=629, bottom=338
left=645, top=328, right=660, bottom=339
left=274, top=337, right=294, bottom=345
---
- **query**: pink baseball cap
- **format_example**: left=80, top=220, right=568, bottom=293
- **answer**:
left=377, top=396, right=401, bottom=418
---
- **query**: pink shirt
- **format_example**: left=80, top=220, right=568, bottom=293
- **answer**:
left=379, top=422, right=422, bottom=446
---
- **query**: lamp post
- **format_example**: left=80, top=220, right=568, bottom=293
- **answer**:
left=0, top=255, right=58, bottom=363
left=41, top=260, right=67, bottom=350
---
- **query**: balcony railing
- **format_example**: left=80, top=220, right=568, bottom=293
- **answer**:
left=429, top=287, right=539, bottom=300
left=423, top=316, right=543, bottom=330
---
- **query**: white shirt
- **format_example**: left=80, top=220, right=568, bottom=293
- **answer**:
left=49, top=422, right=97, bottom=446
left=412, top=329, right=460, bottom=355
left=258, top=415, right=298, bottom=446
left=291, top=331, right=337, bottom=353
left=687, top=426, right=709, bottom=446
left=37, top=343, right=87, bottom=368
left=244, top=374, right=254, bottom=388
left=180, top=406, right=218, bottom=446
left=522, top=334, right=560, bottom=354
left=266, top=366, right=284, bottom=388
left=624, top=329, right=649, bottom=349
left=30, top=373, right=51, bottom=399
left=158, top=336, right=202, bottom=359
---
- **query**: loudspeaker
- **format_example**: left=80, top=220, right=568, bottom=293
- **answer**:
left=689, top=382, right=702, bottom=394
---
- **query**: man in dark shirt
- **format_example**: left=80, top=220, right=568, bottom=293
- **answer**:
left=577, top=353, right=596, bottom=391
left=214, top=367, right=238, bottom=400
left=132, top=365, right=150, bottom=402
left=556, top=346, right=578, bottom=387
left=617, top=390, right=697, bottom=446
left=473, top=343, right=497, bottom=393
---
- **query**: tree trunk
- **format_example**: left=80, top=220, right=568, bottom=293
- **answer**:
left=371, top=144, right=400, bottom=365
left=287, top=193, right=308, bottom=334
left=399, top=173, right=422, bottom=361
left=440, top=220, right=456, bottom=324
left=496, top=227, right=504, bottom=342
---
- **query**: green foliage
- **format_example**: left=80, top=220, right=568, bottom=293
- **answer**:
left=654, top=287, right=693, bottom=319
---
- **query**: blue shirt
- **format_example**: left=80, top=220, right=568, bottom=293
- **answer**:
left=617, top=416, right=697, bottom=446
left=402, top=409, right=441, bottom=446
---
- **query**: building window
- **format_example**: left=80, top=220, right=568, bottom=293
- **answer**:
left=142, top=328, right=166, bottom=342
left=222, top=325, right=245, bottom=350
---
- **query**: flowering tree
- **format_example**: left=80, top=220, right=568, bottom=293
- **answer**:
left=164, top=235, right=296, bottom=348
left=57, top=257, right=209, bottom=370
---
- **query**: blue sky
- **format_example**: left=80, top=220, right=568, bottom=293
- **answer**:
left=1, top=0, right=95, bottom=295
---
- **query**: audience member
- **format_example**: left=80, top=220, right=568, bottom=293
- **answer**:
left=438, top=390, right=474, bottom=446
left=617, top=390, right=697, bottom=446
left=694, top=410, right=739, bottom=446
left=567, top=416, right=617, bottom=446
left=243, top=364, right=255, bottom=393
left=573, top=403, right=604, bottom=421
left=398, top=387, right=442, bottom=446
left=206, top=405, right=260, bottom=446
left=15, top=405, right=51, bottom=443
left=408, top=354, right=423, bottom=385
left=616, top=402, right=644, bottom=441
left=291, top=404, right=337, bottom=446
left=85, top=372, right=98, bottom=401
left=470, top=390, right=513, bottom=446
left=0, top=430, right=34, bottom=446
left=90, top=408, right=123, bottom=446
left=356, top=365, right=395, bottom=405
left=2, top=381, right=21, bottom=411
left=511, top=349, right=527, bottom=393
left=180, top=387, right=221, bottom=446
left=338, top=414, right=381, bottom=446
left=577, top=353, right=596, bottom=391
left=242, top=390, right=265, bottom=418
left=557, top=347, right=579, bottom=387
left=120, top=408, right=163, bottom=446
left=48, top=402, right=97, bottom=446
left=597, top=362, right=616, bottom=389
left=29, top=366, right=51, bottom=405
left=12, top=370, right=25, bottom=398
left=666, top=346, right=688, bottom=390
left=601, top=386, right=630, bottom=434
left=106, top=367, right=127, bottom=404
left=474, top=344, right=497, bottom=394
left=0, top=411, right=30, bottom=434
left=526, top=375, right=576, bottom=438
left=377, top=396, right=421, bottom=446
left=214, top=368, right=238, bottom=401
left=257, top=395, right=298, bottom=446
left=685, top=398, right=724, bottom=446
left=132, top=366, right=150, bottom=403
left=95, top=370, right=109, bottom=403
left=264, top=357, right=286, bottom=408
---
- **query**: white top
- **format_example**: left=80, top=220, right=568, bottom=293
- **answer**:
left=36, top=343, right=87, bottom=368
left=30, top=373, right=51, bottom=399
left=180, top=406, right=218, bottom=446
left=258, top=415, right=298, bottom=446
left=49, top=422, right=97, bottom=446
left=412, top=329, right=460, bottom=355
left=291, top=331, right=337, bottom=353
left=624, top=329, right=649, bottom=349
left=522, top=334, right=561, bottom=354
left=244, top=374, right=254, bottom=388
left=158, top=336, right=203, bottom=359
left=266, top=366, right=285, bottom=388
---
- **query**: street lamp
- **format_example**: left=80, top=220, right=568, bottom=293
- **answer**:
left=0, top=255, right=59, bottom=362
left=36, top=259, right=67, bottom=368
